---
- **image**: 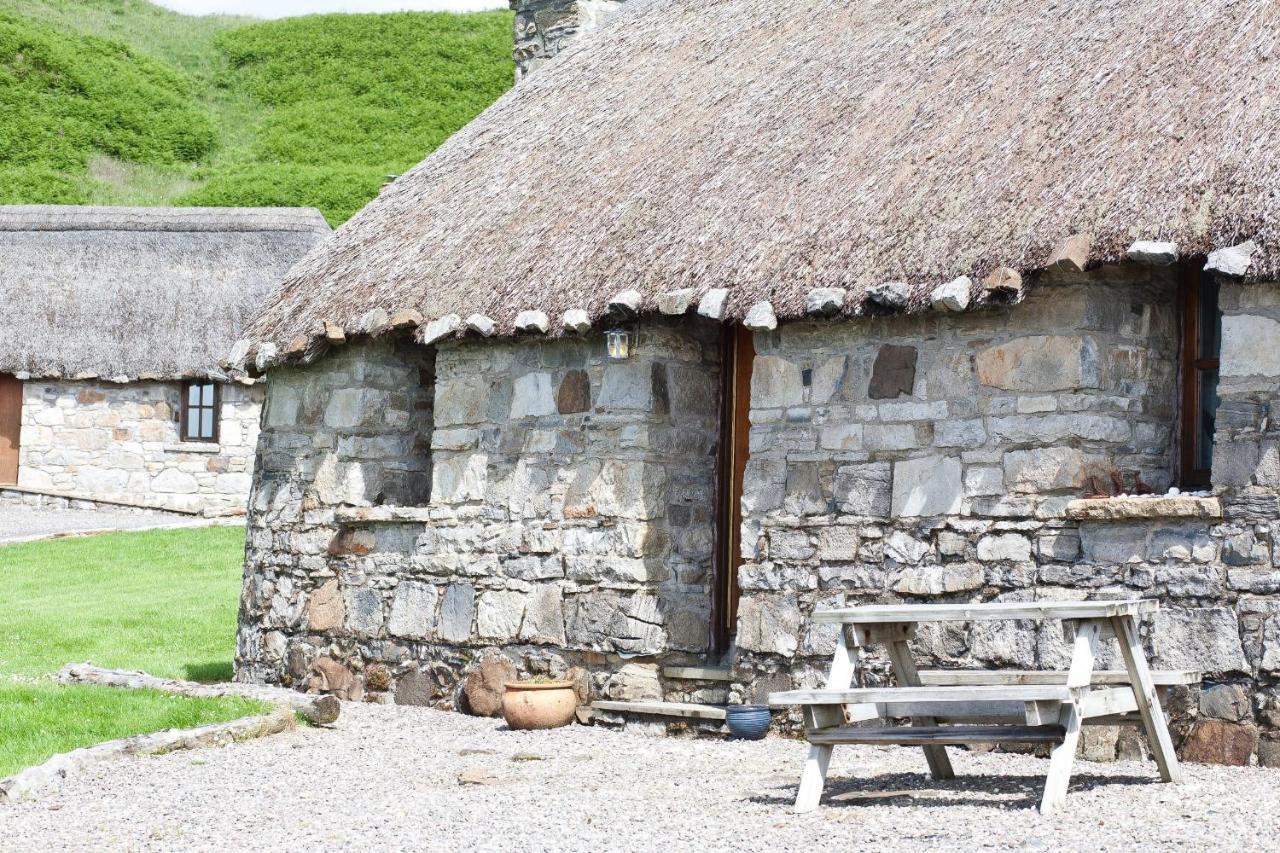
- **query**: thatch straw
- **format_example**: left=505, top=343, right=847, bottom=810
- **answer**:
left=0, top=206, right=329, bottom=379
left=248, top=0, right=1280, bottom=357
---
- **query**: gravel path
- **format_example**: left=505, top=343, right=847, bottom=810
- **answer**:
left=0, top=506, right=219, bottom=544
left=2, top=703, right=1274, bottom=851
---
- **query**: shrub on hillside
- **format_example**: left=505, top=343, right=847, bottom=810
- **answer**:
left=177, top=163, right=387, bottom=226
left=194, top=11, right=512, bottom=212
left=0, top=14, right=215, bottom=171
left=0, top=165, right=85, bottom=203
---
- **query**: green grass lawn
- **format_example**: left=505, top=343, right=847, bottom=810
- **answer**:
left=0, top=526, right=263, bottom=777
left=0, top=0, right=513, bottom=223
left=0, top=683, right=264, bottom=778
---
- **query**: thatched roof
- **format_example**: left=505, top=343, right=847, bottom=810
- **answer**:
left=247, top=0, right=1280, bottom=359
left=0, top=206, right=330, bottom=380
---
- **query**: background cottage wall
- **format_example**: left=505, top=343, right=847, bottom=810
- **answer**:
left=237, top=324, right=722, bottom=709
left=12, top=380, right=262, bottom=514
left=735, top=271, right=1280, bottom=765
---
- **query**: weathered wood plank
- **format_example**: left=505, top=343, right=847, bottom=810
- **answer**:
left=918, top=669, right=1199, bottom=687
left=812, top=599, right=1158, bottom=625
left=794, top=624, right=858, bottom=813
left=1079, top=687, right=1139, bottom=719
left=1040, top=619, right=1100, bottom=814
left=886, top=638, right=954, bottom=780
left=1111, top=614, right=1183, bottom=783
left=590, top=700, right=726, bottom=721
left=880, top=700, right=1029, bottom=721
left=808, top=724, right=1065, bottom=746
left=771, top=685, right=1074, bottom=705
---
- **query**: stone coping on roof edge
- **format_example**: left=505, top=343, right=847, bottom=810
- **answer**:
left=236, top=236, right=1265, bottom=375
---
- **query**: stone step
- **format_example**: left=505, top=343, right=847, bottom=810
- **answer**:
left=590, top=700, right=727, bottom=721
left=661, top=665, right=734, bottom=682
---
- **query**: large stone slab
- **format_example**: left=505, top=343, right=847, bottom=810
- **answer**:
left=891, top=455, right=962, bottom=517
left=1221, top=314, right=1280, bottom=377
left=438, top=583, right=475, bottom=643
left=868, top=345, right=917, bottom=399
left=975, top=335, right=1098, bottom=391
left=387, top=581, right=438, bottom=640
left=1003, top=447, right=1089, bottom=493
left=893, top=562, right=983, bottom=595
left=833, top=462, right=892, bottom=517
left=735, top=595, right=802, bottom=657
left=1152, top=607, right=1248, bottom=673
left=519, top=584, right=567, bottom=645
left=751, top=356, right=804, bottom=409
left=510, top=372, right=556, bottom=418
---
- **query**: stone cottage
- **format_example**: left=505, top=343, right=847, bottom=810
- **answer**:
left=0, top=206, right=330, bottom=515
left=235, top=0, right=1280, bottom=764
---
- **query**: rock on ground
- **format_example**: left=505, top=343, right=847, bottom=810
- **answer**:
left=2, top=703, right=1277, bottom=851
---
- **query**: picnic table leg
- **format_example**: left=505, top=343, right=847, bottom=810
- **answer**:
left=1110, top=614, right=1182, bottom=783
left=885, top=638, right=955, bottom=781
left=1039, top=618, right=1101, bottom=814
left=794, top=626, right=859, bottom=812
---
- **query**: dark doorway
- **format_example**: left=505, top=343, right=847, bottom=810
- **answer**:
left=711, top=325, right=754, bottom=655
left=0, top=373, right=22, bottom=485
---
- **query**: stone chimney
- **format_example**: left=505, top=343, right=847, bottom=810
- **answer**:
left=510, top=0, right=629, bottom=81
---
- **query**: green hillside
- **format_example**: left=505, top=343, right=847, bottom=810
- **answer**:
left=0, top=0, right=513, bottom=224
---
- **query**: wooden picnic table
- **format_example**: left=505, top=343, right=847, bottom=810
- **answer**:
left=769, top=599, right=1194, bottom=815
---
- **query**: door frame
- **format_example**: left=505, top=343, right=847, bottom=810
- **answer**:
left=710, top=325, right=754, bottom=655
left=0, top=372, right=22, bottom=486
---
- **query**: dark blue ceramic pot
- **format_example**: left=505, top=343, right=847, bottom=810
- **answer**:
left=725, top=704, right=772, bottom=740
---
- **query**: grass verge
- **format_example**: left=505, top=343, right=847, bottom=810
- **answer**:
left=0, top=682, right=267, bottom=778
left=0, top=526, right=257, bottom=777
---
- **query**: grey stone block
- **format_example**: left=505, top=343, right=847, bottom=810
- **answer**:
left=891, top=455, right=962, bottom=517
left=1152, top=607, right=1249, bottom=673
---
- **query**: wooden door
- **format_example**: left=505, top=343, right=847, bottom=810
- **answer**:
left=711, top=325, right=755, bottom=654
left=0, top=373, right=21, bottom=485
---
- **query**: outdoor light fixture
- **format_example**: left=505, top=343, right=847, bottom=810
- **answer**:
left=605, top=327, right=635, bottom=360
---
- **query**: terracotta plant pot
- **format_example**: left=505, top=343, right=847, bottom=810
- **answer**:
left=501, top=680, right=578, bottom=730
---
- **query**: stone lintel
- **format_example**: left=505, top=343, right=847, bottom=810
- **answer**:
left=1065, top=495, right=1223, bottom=521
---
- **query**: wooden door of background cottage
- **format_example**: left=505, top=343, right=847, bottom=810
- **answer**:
left=0, top=373, right=21, bottom=484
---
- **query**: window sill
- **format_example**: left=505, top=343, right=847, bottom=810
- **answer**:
left=334, top=506, right=432, bottom=523
left=163, top=442, right=221, bottom=454
left=1065, top=495, right=1222, bottom=521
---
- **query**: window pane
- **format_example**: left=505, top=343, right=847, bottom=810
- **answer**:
left=200, top=409, right=214, bottom=438
left=202, top=383, right=215, bottom=406
left=1196, top=369, right=1218, bottom=473
left=1199, top=277, right=1221, bottom=360
left=188, top=384, right=200, bottom=407
left=185, top=416, right=197, bottom=440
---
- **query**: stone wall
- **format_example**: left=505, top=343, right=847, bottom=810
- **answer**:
left=15, top=380, right=263, bottom=514
left=735, top=270, right=1280, bottom=766
left=236, top=324, right=720, bottom=706
left=510, top=0, right=629, bottom=79
left=235, top=267, right=1280, bottom=764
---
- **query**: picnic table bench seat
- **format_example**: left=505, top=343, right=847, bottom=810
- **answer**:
left=768, top=599, right=1197, bottom=815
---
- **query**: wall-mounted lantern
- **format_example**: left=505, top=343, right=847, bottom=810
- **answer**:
left=605, top=327, right=635, bottom=361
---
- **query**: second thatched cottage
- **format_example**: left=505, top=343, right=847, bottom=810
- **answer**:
left=235, top=0, right=1280, bottom=764
left=0, top=206, right=329, bottom=515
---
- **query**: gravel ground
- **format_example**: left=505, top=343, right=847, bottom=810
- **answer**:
left=2, top=703, right=1274, bottom=852
left=0, top=506, right=218, bottom=544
